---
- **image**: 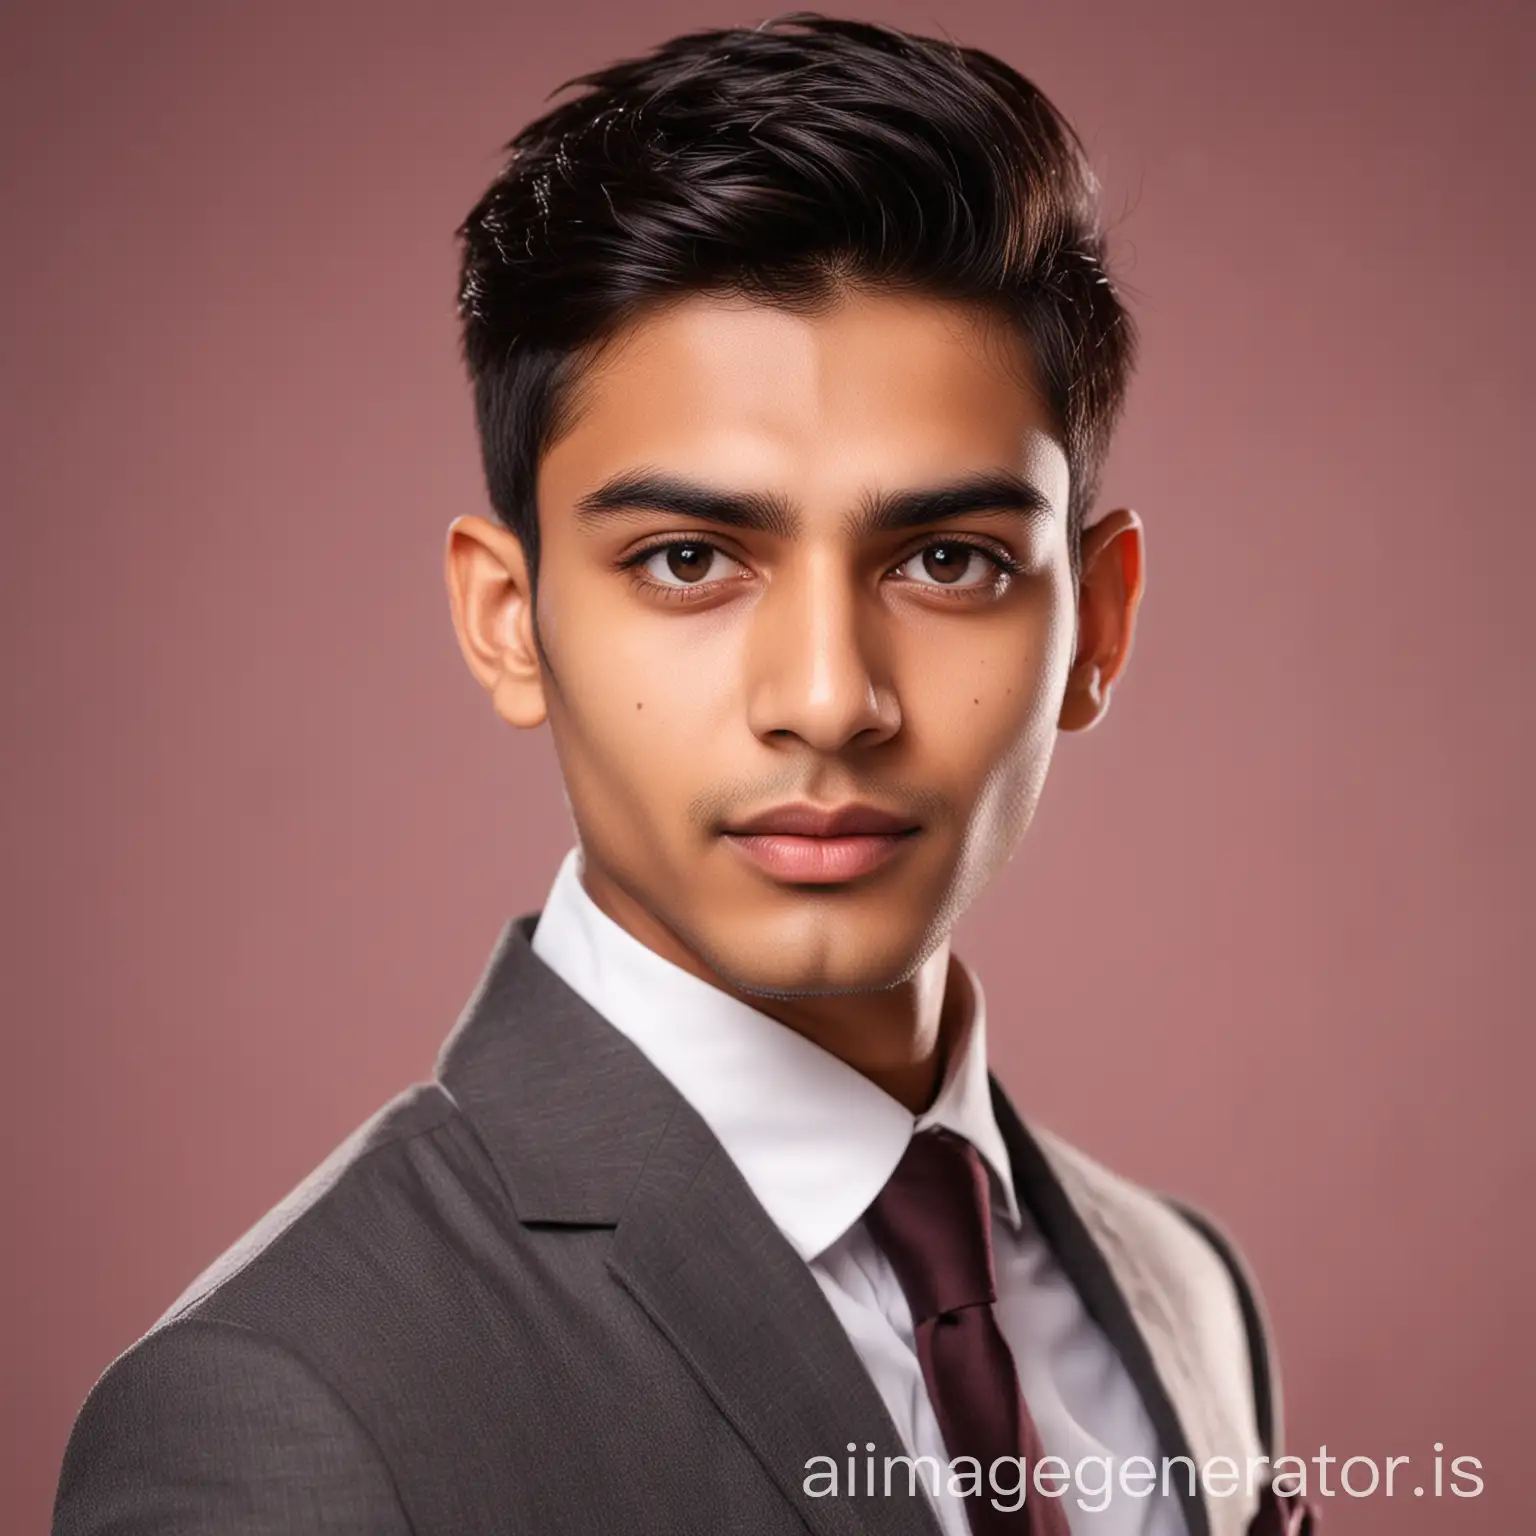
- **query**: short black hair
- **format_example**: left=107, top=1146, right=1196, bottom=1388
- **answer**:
left=456, top=12, right=1135, bottom=590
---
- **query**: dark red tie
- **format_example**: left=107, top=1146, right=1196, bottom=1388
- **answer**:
left=863, top=1128, right=1072, bottom=1536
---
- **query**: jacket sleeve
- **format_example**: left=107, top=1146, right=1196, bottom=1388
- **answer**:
left=53, top=1316, right=413, bottom=1535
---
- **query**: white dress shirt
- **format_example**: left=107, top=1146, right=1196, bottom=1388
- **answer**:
left=530, top=845, right=1186, bottom=1536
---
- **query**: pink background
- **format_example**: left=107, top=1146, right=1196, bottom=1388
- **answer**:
left=2, top=2, right=1530, bottom=1530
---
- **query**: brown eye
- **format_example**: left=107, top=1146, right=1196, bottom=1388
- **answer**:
left=636, top=541, right=745, bottom=588
left=664, top=543, right=714, bottom=582
left=921, top=544, right=974, bottom=584
left=895, top=542, right=1004, bottom=589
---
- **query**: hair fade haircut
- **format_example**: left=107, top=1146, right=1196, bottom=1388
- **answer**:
left=456, top=12, right=1136, bottom=591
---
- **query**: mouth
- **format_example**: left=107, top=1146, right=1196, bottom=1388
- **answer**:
left=721, top=803, right=922, bottom=885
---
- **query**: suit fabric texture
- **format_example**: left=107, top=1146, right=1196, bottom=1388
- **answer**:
left=55, top=914, right=1278, bottom=1536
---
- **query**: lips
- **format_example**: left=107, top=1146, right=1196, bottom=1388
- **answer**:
left=721, top=802, right=922, bottom=884
left=725, top=802, right=920, bottom=838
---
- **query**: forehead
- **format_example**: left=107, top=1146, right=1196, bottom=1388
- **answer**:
left=543, top=289, right=1068, bottom=510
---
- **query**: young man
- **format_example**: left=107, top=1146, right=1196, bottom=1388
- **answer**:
left=55, top=16, right=1311, bottom=1536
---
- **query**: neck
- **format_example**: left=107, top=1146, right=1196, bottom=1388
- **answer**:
left=736, top=946, right=965, bottom=1114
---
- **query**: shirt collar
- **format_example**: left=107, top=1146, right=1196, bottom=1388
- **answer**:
left=528, top=846, right=1021, bottom=1260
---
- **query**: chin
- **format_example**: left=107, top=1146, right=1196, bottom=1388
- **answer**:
left=688, top=906, right=944, bottom=1000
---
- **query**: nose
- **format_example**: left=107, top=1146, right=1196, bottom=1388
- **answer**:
left=742, top=549, right=901, bottom=753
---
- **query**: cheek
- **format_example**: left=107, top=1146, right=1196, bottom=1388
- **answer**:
left=910, top=594, right=1075, bottom=875
left=904, top=590, right=1074, bottom=769
left=536, top=572, right=741, bottom=778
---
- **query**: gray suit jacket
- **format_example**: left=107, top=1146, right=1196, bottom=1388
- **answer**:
left=55, top=914, right=1279, bottom=1536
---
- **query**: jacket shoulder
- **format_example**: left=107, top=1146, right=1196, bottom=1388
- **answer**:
left=54, top=1316, right=412, bottom=1535
left=1160, top=1193, right=1282, bottom=1461
left=159, top=1080, right=465, bottom=1328
left=56, top=1082, right=491, bottom=1532
left=1029, top=1124, right=1282, bottom=1462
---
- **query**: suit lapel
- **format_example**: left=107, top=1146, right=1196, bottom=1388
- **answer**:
left=437, top=915, right=941, bottom=1536
left=990, top=1079, right=1212, bottom=1536
left=608, top=1108, right=942, bottom=1536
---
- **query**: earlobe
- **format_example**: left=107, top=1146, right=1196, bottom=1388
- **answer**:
left=444, top=514, right=549, bottom=730
left=1058, top=659, right=1105, bottom=732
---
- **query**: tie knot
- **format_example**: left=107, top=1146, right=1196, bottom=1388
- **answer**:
left=864, top=1128, right=998, bottom=1324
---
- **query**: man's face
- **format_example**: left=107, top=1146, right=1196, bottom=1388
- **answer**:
left=511, top=289, right=1080, bottom=998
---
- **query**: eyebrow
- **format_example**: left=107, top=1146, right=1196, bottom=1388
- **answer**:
left=572, top=468, right=1054, bottom=539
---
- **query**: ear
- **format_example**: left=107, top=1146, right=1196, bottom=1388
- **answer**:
left=1058, top=508, right=1146, bottom=733
left=444, top=514, right=548, bottom=729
